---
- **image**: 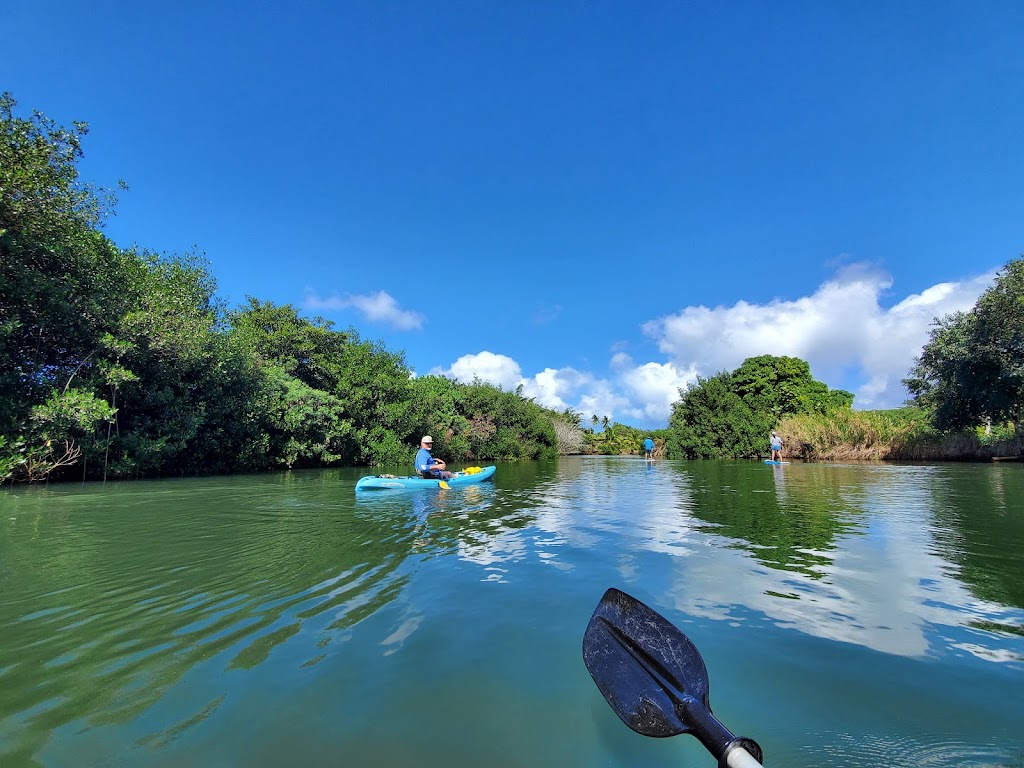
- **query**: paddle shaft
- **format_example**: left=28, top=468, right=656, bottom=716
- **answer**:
left=727, top=746, right=763, bottom=768
left=678, top=694, right=763, bottom=768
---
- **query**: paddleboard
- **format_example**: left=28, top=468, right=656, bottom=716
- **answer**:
left=763, top=460, right=790, bottom=465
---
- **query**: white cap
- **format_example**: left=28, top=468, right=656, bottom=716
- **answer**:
left=421, top=435, right=433, bottom=444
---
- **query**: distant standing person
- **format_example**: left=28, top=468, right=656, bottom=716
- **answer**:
left=415, top=435, right=453, bottom=479
left=769, top=431, right=783, bottom=462
left=643, top=436, right=655, bottom=460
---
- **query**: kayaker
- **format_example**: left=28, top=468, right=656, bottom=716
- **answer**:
left=415, top=436, right=453, bottom=479
left=769, top=431, right=783, bottom=462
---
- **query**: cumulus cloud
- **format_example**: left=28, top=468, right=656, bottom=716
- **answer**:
left=617, top=358, right=699, bottom=422
left=643, top=264, right=996, bottom=408
left=430, top=351, right=523, bottom=390
left=304, top=290, right=424, bottom=331
left=519, top=367, right=594, bottom=411
left=575, top=381, right=635, bottom=424
left=427, top=263, right=997, bottom=424
left=430, top=351, right=693, bottom=426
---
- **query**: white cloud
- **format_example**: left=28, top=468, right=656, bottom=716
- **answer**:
left=426, top=263, right=997, bottom=425
left=643, top=264, right=996, bottom=408
left=619, top=359, right=699, bottom=422
left=431, top=351, right=523, bottom=390
left=304, top=290, right=424, bottom=331
left=428, top=352, right=636, bottom=424
left=519, top=367, right=593, bottom=412
left=429, top=351, right=691, bottom=427
left=575, top=381, right=634, bottom=424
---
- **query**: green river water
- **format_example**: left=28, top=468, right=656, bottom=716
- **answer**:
left=1, top=457, right=1022, bottom=767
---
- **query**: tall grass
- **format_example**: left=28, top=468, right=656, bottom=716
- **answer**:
left=779, top=407, right=1019, bottom=461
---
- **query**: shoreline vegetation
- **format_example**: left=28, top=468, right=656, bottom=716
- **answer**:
left=562, top=406, right=1021, bottom=463
left=1, top=94, right=1020, bottom=484
left=780, top=408, right=1021, bottom=462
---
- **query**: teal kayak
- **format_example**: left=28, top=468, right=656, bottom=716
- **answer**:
left=355, top=465, right=496, bottom=491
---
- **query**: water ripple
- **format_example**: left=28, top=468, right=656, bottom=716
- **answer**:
left=0, top=474, right=421, bottom=763
left=2, top=460, right=1022, bottom=767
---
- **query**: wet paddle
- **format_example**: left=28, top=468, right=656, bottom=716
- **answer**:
left=582, top=587, right=764, bottom=767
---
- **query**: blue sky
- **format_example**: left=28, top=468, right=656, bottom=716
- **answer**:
left=4, top=1, right=1022, bottom=427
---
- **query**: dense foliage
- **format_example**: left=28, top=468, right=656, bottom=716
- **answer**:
left=666, top=356, right=854, bottom=459
left=0, top=94, right=558, bottom=483
left=905, top=257, right=1024, bottom=436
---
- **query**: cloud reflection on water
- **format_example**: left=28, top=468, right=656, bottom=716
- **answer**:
left=672, top=464, right=1023, bottom=663
left=458, top=458, right=1024, bottom=665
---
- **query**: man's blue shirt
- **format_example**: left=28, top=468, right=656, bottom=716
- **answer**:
left=415, top=447, right=434, bottom=476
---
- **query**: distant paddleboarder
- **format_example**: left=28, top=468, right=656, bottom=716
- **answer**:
left=769, top=431, right=783, bottom=463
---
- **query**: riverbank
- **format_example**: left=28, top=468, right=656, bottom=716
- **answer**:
left=779, top=407, right=1021, bottom=462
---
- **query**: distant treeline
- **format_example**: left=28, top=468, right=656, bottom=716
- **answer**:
left=3, top=94, right=1020, bottom=482
left=665, top=354, right=854, bottom=459
left=662, top=253, right=1024, bottom=462
left=1, top=93, right=571, bottom=482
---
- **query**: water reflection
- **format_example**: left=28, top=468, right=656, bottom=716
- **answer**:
left=2, top=459, right=1022, bottom=768
left=509, top=458, right=1023, bottom=664
left=648, top=462, right=1024, bottom=662
left=686, top=461, right=885, bottom=578
left=929, top=465, right=1024, bottom=611
left=0, top=473, right=417, bottom=764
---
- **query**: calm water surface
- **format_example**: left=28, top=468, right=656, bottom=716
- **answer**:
left=1, top=458, right=1022, bottom=767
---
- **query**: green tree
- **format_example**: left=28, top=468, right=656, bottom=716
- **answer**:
left=732, top=354, right=850, bottom=417
left=826, top=388, right=855, bottom=411
left=457, top=382, right=558, bottom=461
left=666, top=355, right=851, bottom=459
left=904, top=312, right=980, bottom=430
left=1, top=93, right=130, bottom=438
left=407, top=375, right=467, bottom=460
left=905, top=257, right=1024, bottom=435
left=229, top=298, right=348, bottom=391
left=229, top=301, right=415, bottom=468
left=561, top=407, right=582, bottom=429
left=667, top=373, right=770, bottom=458
left=972, top=258, right=1024, bottom=434
left=259, top=368, right=351, bottom=468
left=580, top=421, right=665, bottom=456
left=96, top=249, right=251, bottom=477
left=330, top=331, right=414, bottom=466
left=24, top=389, right=115, bottom=480
left=0, top=92, right=118, bottom=239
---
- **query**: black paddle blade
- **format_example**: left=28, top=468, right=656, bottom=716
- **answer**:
left=582, top=587, right=711, bottom=738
